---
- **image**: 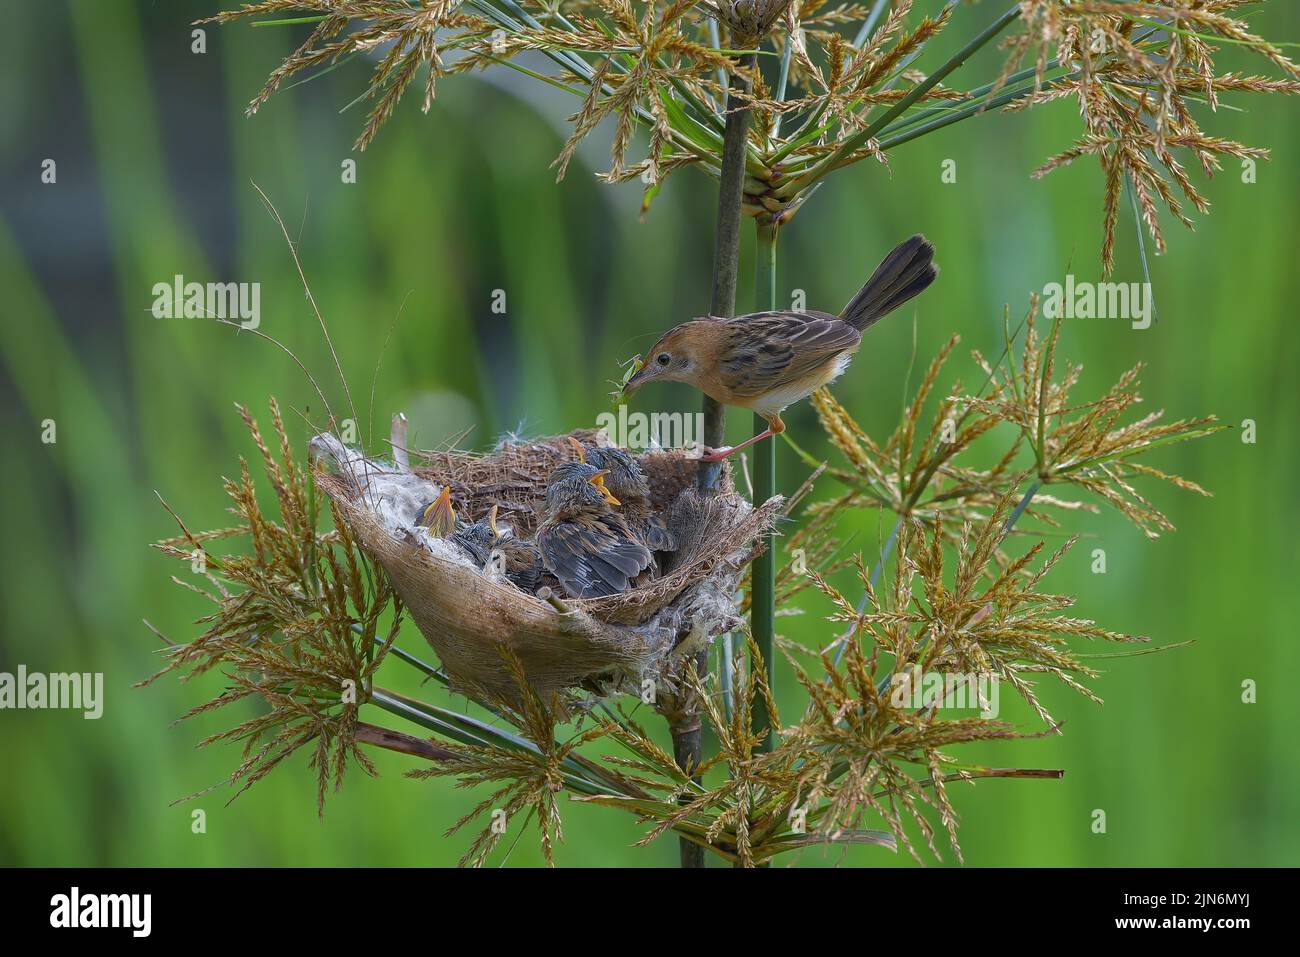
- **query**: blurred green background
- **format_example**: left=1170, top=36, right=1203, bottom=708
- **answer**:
left=1, top=1, right=1296, bottom=867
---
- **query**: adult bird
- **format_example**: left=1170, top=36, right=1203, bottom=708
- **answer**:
left=622, top=235, right=938, bottom=461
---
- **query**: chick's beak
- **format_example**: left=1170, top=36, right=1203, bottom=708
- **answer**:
left=589, top=470, right=621, bottom=506
left=421, top=486, right=457, bottom=537
left=487, top=505, right=499, bottom=538
left=566, top=435, right=586, bottom=461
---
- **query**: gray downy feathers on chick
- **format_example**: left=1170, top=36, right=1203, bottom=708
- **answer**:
left=536, top=461, right=652, bottom=599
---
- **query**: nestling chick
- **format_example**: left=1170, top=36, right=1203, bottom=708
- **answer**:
left=483, top=506, right=544, bottom=594
left=414, top=487, right=495, bottom=565
left=623, top=235, right=938, bottom=460
left=450, top=516, right=497, bottom=566
left=570, top=439, right=676, bottom=554
left=536, top=462, right=652, bottom=599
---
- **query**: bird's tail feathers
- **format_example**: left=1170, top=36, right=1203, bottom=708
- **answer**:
left=840, top=234, right=938, bottom=331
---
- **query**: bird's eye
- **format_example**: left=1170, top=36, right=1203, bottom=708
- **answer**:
left=656, top=352, right=671, bottom=366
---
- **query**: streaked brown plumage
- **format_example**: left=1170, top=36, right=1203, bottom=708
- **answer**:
left=483, top=506, right=544, bottom=593
left=569, top=440, right=677, bottom=554
left=417, top=492, right=547, bottom=592
left=451, top=519, right=497, bottom=565
left=495, top=537, right=544, bottom=593
left=623, top=235, right=938, bottom=460
left=536, top=462, right=652, bottom=599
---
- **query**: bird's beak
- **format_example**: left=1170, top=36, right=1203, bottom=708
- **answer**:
left=622, top=366, right=648, bottom=395
left=487, top=505, right=499, bottom=538
left=419, top=486, right=457, bottom=537
left=589, top=469, right=621, bottom=506
left=566, top=435, right=586, bottom=462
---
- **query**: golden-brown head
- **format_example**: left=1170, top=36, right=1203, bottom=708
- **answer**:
left=622, top=320, right=717, bottom=395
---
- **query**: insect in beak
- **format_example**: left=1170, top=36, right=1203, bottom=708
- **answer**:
left=418, top=486, right=457, bottom=537
left=611, top=354, right=645, bottom=404
left=622, top=363, right=648, bottom=395
left=589, top=469, right=620, bottom=506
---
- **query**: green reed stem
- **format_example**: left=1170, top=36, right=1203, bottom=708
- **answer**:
left=853, top=0, right=891, bottom=48
left=770, top=34, right=794, bottom=143
left=751, top=217, right=779, bottom=753
left=700, top=51, right=757, bottom=495
left=675, top=47, right=759, bottom=869
left=876, top=79, right=1050, bottom=151
left=370, top=687, right=624, bottom=797
left=1005, top=479, right=1042, bottom=533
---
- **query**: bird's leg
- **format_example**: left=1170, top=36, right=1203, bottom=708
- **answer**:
left=698, top=430, right=771, bottom=462
left=699, top=414, right=784, bottom=462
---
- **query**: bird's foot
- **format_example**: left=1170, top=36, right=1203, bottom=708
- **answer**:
left=697, top=445, right=736, bottom=462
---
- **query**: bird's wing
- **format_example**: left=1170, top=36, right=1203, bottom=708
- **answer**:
left=538, top=517, right=653, bottom=599
left=720, top=311, right=862, bottom=398
left=449, top=524, right=491, bottom=565
left=642, top=513, right=677, bottom=552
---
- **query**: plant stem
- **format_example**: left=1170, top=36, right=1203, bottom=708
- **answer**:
left=829, top=515, right=901, bottom=668
left=675, top=48, right=757, bottom=869
left=878, top=58, right=1065, bottom=140
left=369, top=687, right=614, bottom=796
left=853, top=0, right=891, bottom=48
left=1004, top=478, right=1042, bottom=533
left=355, top=722, right=459, bottom=763
left=770, top=34, right=793, bottom=142
left=751, top=217, right=779, bottom=752
left=876, top=78, right=1053, bottom=151
left=699, top=52, right=757, bottom=495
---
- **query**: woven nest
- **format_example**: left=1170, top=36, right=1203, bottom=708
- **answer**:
left=310, top=428, right=782, bottom=703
